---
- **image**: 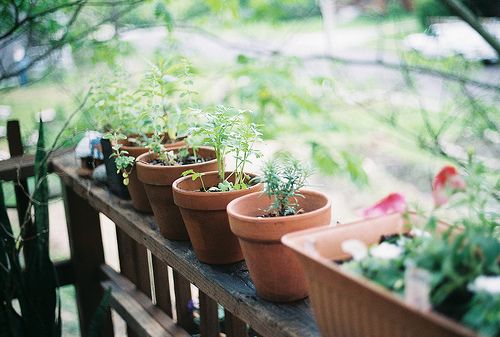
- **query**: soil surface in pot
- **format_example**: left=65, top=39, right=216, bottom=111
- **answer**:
left=194, top=179, right=258, bottom=193
left=259, top=208, right=305, bottom=217
left=146, top=155, right=211, bottom=166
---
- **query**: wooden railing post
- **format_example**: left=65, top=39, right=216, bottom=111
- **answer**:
left=225, top=309, right=247, bottom=337
left=199, top=291, right=219, bottom=337
left=173, top=270, right=197, bottom=333
left=152, top=255, right=172, bottom=317
left=6, top=120, right=33, bottom=253
left=63, top=185, right=113, bottom=337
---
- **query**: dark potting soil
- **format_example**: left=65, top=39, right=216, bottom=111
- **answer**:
left=258, top=208, right=305, bottom=218
left=196, top=179, right=258, bottom=193
left=148, top=156, right=211, bottom=166
left=378, top=232, right=414, bottom=244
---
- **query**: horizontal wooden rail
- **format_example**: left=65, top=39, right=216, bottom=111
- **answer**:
left=101, top=265, right=190, bottom=337
left=0, top=148, right=72, bottom=181
left=53, top=151, right=318, bottom=337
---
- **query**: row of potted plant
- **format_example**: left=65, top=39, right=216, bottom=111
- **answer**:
left=283, top=164, right=499, bottom=337
left=88, top=59, right=498, bottom=336
left=87, top=59, right=333, bottom=303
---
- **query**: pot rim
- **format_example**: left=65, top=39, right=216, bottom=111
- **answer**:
left=135, top=146, right=217, bottom=171
left=226, top=189, right=331, bottom=224
left=172, top=171, right=260, bottom=197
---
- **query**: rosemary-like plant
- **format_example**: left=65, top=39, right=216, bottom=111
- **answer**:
left=262, top=154, right=312, bottom=216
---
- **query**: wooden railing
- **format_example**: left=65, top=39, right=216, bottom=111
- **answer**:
left=1, top=120, right=319, bottom=337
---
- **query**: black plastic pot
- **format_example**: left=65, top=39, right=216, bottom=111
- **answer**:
left=100, top=138, right=130, bottom=199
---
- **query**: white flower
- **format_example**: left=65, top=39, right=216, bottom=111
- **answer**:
left=469, top=276, right=500, bottom=295
left=341, top=239, right=368, bottom=261
left=370, top=242, right=403, bottom=260
left=410, top=228, right=431, bottom=238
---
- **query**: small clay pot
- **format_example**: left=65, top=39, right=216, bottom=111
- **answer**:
left=121, top=138, right=185, bottom=213
left=172, top=172, right=262, bottom=264
left=227, top=189, right=331, bottom=302
left=136, top=147, right=217, bottom=240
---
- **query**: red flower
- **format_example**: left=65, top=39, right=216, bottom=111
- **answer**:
left=432, top=166, right=466, bottom=206
left=363, top=193, right=407, bottom=218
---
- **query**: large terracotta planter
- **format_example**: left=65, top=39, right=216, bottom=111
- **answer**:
left=136, top=147, right=217, bottom=240
left=172, top=172, right=262, bottom=264
left=282, top=213, right=477, bottom=337
left=121, top=138, right=185, bottom=213
left=227, top=189, right=331, bottom=302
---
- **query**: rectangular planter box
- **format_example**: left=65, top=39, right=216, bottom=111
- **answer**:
left=282, top=213, right=478, bottom=337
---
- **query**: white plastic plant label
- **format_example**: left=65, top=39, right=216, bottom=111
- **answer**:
left=404, top=262, right=431, bottom=311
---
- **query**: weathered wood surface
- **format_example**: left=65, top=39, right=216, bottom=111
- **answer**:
left=225, top=309, right=247, bottom=337
left=199, top=291, right=219, bottom=337
left=172, top=270, right=197, bottom=334
left=103, top=280, right=178, bottom=337
left=0, top=147, right=71, bottom=181
left=152, top=255, right=173, bottom=317
left=102, top=265, right=190, bottom=337
left=53, top=152, right=319, bottom=337
left=63, top=184, right=113, bottom=337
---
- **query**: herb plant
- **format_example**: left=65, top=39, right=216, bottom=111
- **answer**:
left=95, top=58, right=201, bottom=184
left=139, top=58, right=199, bottom=143
left=87, top=69, right=141, bottom=135
left=261, top=154, right=312, bottom=216
left=189, top=105, right=261, bottom=192
left=102, top=132, right=136, bottom=185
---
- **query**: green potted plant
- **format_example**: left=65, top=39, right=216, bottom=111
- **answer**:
left=103, top=59, right=194, bottom=212
left=283, top=164, right=498, bottom=337
left=86, top=70, right=137, bottom=198
left=172, top=106, right=263, bottom=264
left=226, top=153, right=331, bottom=301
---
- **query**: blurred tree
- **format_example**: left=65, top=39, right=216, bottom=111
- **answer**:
left=0, top=0, right=143, bottom=84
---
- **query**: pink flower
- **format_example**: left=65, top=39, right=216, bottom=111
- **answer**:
left=432, top=166, right=466, bottom=207
left=363, top=193, right=407, bottom=218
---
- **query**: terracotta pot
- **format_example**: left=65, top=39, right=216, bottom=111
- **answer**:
left=136, top=147, right=217, bottom=240
left=172, top=172, right=262, bottom=264
left=227, top=189, right=331, bottom=302
left=121, top=138, right=185, bottom=213
left=282, top=213, right=476, bottom=337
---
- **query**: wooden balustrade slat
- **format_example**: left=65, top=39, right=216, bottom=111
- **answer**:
left=116, top=227, right=141, bottom=337
left=54, top=153, right=319, bottom=337
left=199, top=291, right=219, bottom=337
left=172, top=270, right=197, bottom=334
left=152, top=255, right=173, bottom=317
left=62, top=185, right=113, bottom=337
left=116, top=228, right=139, bottom=284
left=224, top=309, right=247, bottom=337
left=135, top=244, right=152, bottom=297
